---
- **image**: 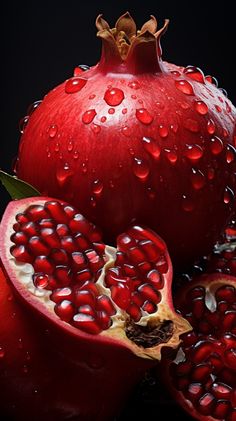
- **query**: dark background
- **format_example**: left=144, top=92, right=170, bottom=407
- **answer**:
left=1, top=0, right=235, bottom=419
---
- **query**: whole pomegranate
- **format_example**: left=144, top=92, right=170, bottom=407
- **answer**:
left=16, top=12, right=236, bottom=270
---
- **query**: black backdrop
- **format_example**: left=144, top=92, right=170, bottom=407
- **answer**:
left=1, top=1, right=235, bottom=419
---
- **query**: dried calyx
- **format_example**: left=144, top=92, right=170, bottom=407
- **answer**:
left=0, top=197, right=190, bottom=361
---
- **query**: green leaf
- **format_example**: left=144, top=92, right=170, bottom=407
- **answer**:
left=0, top=170, right=41, bottom=199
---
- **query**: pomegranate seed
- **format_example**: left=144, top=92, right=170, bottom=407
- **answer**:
left=115, top=251, right=126, bottom=265
left=211, top=382, right=232, bottom=400
left=21, top=222, right=38, bottom=236
left=54, top=266, right=72, bottom=287
left=138, top=283, right=161, bottom=304
left=74, top=289, right=96, bottom=307
left=28, top=236, right=50, bottom=256
left=111, top=283, right=131, bottom=310
left=78, top=281, right=98, bottom=295
left=222, top=311, right=236, bottom=331
left=16, top=213, right=28, bottom=224
left=73, top=313, right=101, bottom=334
left=50, top=287, right=73, bottom=303
left=128, top=246, right=146, bottom=264
left=218, top=300, right=229, bottom=313
left=93, top=242, right=105, bottom=256
left=147, top=269, right=164, bottom=289
left=74, top=233, right=91, bottom=250
left=55, top=300, right=75, bottom=322
left=192, top=297, right=206, bottom=319
left=26, top=205, right=49, bottom=221
left=45, top=201, right=68, bottom=224
left=34, top=256, right=54, bottom=274
left=132, top=291, right=145, bottom=306
left=191, top=363, right=211, bottom=382
left=198, top=320, right=211, bottom=334
left=224, top=348, right=236, bottom=367
left=33, top=274, right=49, bottom=289
left=197, top=393, right=216, bottom=415
left=140, top=240, right=161, bottom=262
left=13, top=222, right=21, bottom=231
left=61, top=236, right=77, bottom=253
left=184, top=383, right=203, bottom=403
left=74, top=269, right=93, bottom=284
left=213, top=400, right=231, bottom=419
left=40, top=228, right=61, bottom=248
left=123, top=264, right=137, bottom=277
left=50, top=249, right=68, bottom=265
left=85, top=249, right=104, bottom=272
left=142, top=300, right=156, bottom=314
left=222, top=333, right=236, bottom=348
left=187, top=286, right=205, bottom=300
left=127, top=303, right=142, bottom=321
left=96, top=295, right=116, bottom=315
left=56, top=224, right=69, bottom=236
left=117, top=233, right=136, bottom=252
left=175, top=360, right=192, bottom=376
left=97, top=311, right=112, bottom=330
left=10, top=245, right=32, bottom=263
left=215, top=286, right=236, bottom=303
left=191, top=340, right=215, bottom=363
left=155, top=256, right=168, bottom=273
left=71, top=252, right=87, bottom=270
left=69, top=214, right=90, bottom=235
left=77, top=304, right=96, bottom=317
left=10, top=231, right=28, bottom=245
left=138, top=261, right=152, bottom=274
left=39, top=219, right=55, bottom=229
left=63, top=205, right=77, bottom=219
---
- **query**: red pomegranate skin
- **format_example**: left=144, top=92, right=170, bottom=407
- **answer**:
left=0, top=265, right=153, bottom=421
left=16, top=14, right=236, bottom=270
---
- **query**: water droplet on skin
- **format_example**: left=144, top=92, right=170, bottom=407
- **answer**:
left=122, top=108, right=128, bottom=114
left=226, top=145, right=236, bottom=163
left=67, top=140, right=74, bottom=152
left=133, top=158, right=150, bottom=180
left=218, top=96, right=224, bottom=103
left=82, top=109, right=96, bottom=124
left=147, top=187, right=156, bottom=199
left=136, top=108, right=153, bottom=125
left=73, top=64, right=90, bottom=76
left=209, top=136, right=224, bottom=155
left=223, top=187, right=234, bottom=204
left=180, top=101, right=190, bottom=110
left=104, top=88, right=124, bottom=106
left=207, top=119, right=216, bottom=135
left=129, top=148, right=135, bottom=156
left=164, top=149, right=178, bottom=164
left=226, top=102, right=232, bottom=113
left=222, top=128, right=229, bottom=138
left=0, top=346, right=5, bottom=358
left=207, top=168, right=215, bottom=180
left=131, top=94, right=137, bottom=100
left=215, top=105, right=222, bottom=113
left=18, top=338, right=23, bottom=349
left=191, top=168, right=206, bottom=190
left=89, top=94, right=96, bottom=100
left=184, top=144, right=204, bottom=161
left=128, top=80, right=140, bottom=89
left=182, top=195, right=195, bottom=211
left=171, top=70, right=181, bottom=77
left=108, top=108, right=115, bottom=115
left=194, top=100, right=208, bottom=115
left=122, top=126, right=132, bottom=137
left=92, top=179, right=103, bottom=195
left=158, top=125, right=169, bottom=138
left=184, top=118, right=199, bottom=133
left=183, top=66, right=205, bottom=83
left=109, top=179, right=115, bottom=189
left=27, top=100, right=42, bottom=115
left=56, top=163, right=74, bottom=187
left=65, top=77, right=87, bottom=94
left=90, top=196, right=96, bottom=207
left=175, top=80, right=194, bottom=95
left=22, top=365, right=29, bottom=374
left=100, top=116, right=107, bottom=122
left=205, top=75, right=218, bottom=86
left=54, top=142, right=60, bottom=152
left=19, top=116, right=29, bottom=134
left=170, top=122, right=178, bottom=133
left=7, top=294, right=13, bottom=301
left=48, top=124, right=58, bottom=138
left=138, top=99, right=143, bottom=104
left=82, top=163, right=88, bottom=174
left=91, top=124, right=101, bottom=134
left=142, top=137, right=161, bottom=159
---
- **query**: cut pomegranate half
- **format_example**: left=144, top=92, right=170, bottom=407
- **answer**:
left=0, top=197, right=190, bottom=360
left=159, top=274, right=236, bottom=421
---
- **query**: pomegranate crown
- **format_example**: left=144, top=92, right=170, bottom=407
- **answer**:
left=96, top=11, right=169, bottom=74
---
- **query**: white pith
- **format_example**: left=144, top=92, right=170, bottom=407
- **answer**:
left=1, top=198, right=191, bottom=360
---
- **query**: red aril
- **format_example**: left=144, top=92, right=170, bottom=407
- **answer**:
left=15, top=13, right=236, bottom=271
left=0, top=197, right=189, bottom=420
left=159, top=274, right=236, bottom=421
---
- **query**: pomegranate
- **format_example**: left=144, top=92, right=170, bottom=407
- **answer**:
left=0, top=197, right=189, bottom=420
left=159, top=274, right=236, bottom=420
left=16, top=12, right=236, bottom=270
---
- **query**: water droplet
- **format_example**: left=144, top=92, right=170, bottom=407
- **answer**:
left=0, top=346, right=5, bottom=358
left=218, top=96, right=224, bottom=103
left=171, top=70, right=181, bottom=77
left=131, top=94, right=137, bottom=100
left=164, top=149, right=178, bottom=164
left=205, top=75, right=218, bottom=87
left=54, top=142, right=60, bottom=152
left=129, top=148, right=135, bottom=156
left=207, top=119, right=216, bottom=135
left=222, top=128, right=229, bottom=138
left=180, top=101, right=190, bottom=110
left=128, top=80, right=140, bottom=89
left=22, top=364, right=29, bottom=374
left=158, top=125, right=169, bottom=138
left=223, top=186, right=234, bottom=204
left=89, top=94, right=96, bottom=100
left=90, top=196, right=96, bottom=207
left=191, top=168, right=206, bottom=190
left=122, top=108, right=128, bottom=114
left=184, top=118, right=199, bottom=133
left=27, top=100, right=42, bottom=115
left=207, top=167, right=215, bottom=180
left=226, top=102, right=232, bottom=113
left=92, top=179, right=103, bottom=195
left=182, top=195, right=195, bottom=211
left=18, top=338, right=23, bottom=349
left=194, top=100, right=208, bottom=115
left=175, top=79, right=194, bottom=95
left=226, top=144, right=236, bottom=163
left=170, top=122, right=179, bottom=133
left=108, top=108, right=115, bottom=114
left=215, top=104, right=222, bottom=113
left=91, top=124, right=101, bottom=134
left=100, top=116, right=107, bottom=122
left=7, top=293, right=13, bottom=301
left=65, top=77, right=87, bottom=94
left=56, top=163, right=74, bottom=187
left=67, top=140, right=74, bottom=152
left=209, top=136, right=224, bottom=155
left=183, top=66, right=205, bottom=83
left=48, top=124, right=58, bottom=138
left=82, top=109, right=96, bottom=124
left=19, top=116, right=29, bottom=134
left=147, top=187, right=156, bottom=199
left=142, top=137, right=161, bottom=159
left=109, top=179, right=115, bottom=189
left=82, top=162, right=88, bottom=174
left=122, top=126, right=132, bottom=137
left=104, top=88, right=124, bottom=106
left=133, top=158, right=150, bottom=180
left=73, top=64, right=90, bottom=76
left=184, top=144, right=204, bottom=161
left=136, top=108, right=153, bottom=125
